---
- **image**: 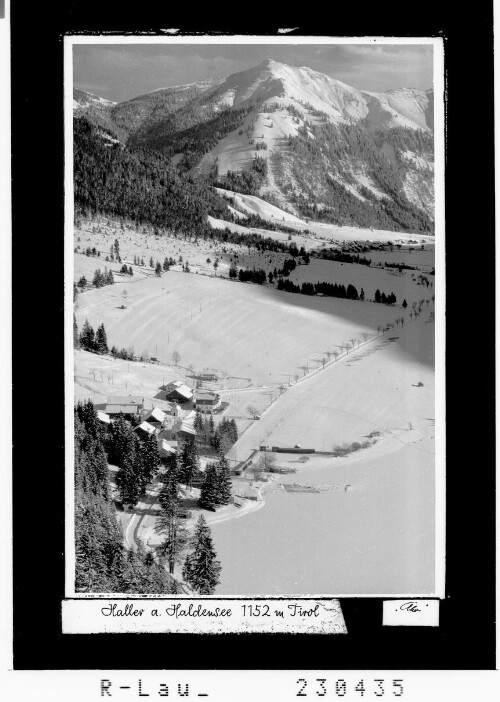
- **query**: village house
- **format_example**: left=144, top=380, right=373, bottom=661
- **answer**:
left=104, top=395, right=144, bottom=419
left=142, top=407, right=167, bottom=427
left=193, top=390, right=221, bottom=413
left=235, top=484, right=262, bottom=501
left=133, top=421, right=157, bottom=437
left=162, top=380, right=193, bottom=404
left=97, top=410, right=111, bottom=426
left=157, top=416, right=196, bottom=444
left=157, top=438, right=177, bottom=461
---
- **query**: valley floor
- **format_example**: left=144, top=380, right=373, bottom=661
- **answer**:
left=213, top=313, right=436, bottom=595
left=72, top=220, right=437, bottom=596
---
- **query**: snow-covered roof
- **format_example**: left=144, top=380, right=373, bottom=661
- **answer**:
left=165, top=382, right=193, bottom=399
left=134, top=421, right=156, bottom=436
left=157, top=439, right=177, bottom=455
left=144, top=407, right=167, bottom=423
left=105, top=403, right=142, bottom=415
left=97, top=411, right=111, bottom=424
left=107, top=395, right=143, bottom=405
left=238, top=485, right=261, bottom=499
left=194, top=391, right=219, bottom=402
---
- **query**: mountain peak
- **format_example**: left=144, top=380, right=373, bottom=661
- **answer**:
left=258, top=58, right=281, bottom=68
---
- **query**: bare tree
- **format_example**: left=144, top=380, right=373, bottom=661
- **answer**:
left=172, top=350, right=181, bottom=366
left=247, top=405, right=260, bottom=420
left=250, top=452, right=277, bottom=479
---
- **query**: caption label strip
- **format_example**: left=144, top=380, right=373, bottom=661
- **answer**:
left=62, top=598, right=347, bottom=634
left=383, top=599, right=439, bottom=626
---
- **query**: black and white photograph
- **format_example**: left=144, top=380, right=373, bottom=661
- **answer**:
left=67, top=36, right=444, bottom=603
left=5, top=5, right=498, bottom=697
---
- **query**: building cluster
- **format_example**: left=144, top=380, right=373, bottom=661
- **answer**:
left=97, top=379, right=222, bottom=461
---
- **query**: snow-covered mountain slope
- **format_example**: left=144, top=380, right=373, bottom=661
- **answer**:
left=112, top=78, right=224, bottom=139
left=75, top=60, right=435, bottom=233
left=73, top=88, right=116, bottom=112
left=209, top=59, right=432, bottom=132
left=186, top=60, right=435, bottom=227
left=215, top=187, right=307, bottom=224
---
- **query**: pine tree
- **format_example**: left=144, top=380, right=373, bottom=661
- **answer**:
left=138, top=432, right=160, bottom=491
left=115, top=452, right=141, bottom=506
left=155, top=461, right=188, bottom=574
left=402, top=299, right=408, bottom=308
left=107, top=414, right=136, bottom=466
left=155, top=261, right=162, bottom=276
left=193, top=410, right=203, bottom=433
left=229, top=419, right=238, bottom=444
left=80, top=319, right=96, bottom=352
left=215, top=454, right=232, bottom=506
left=178, top=436, right=200, bottom=489
left=93, top=269, right=104, bottom=288
left=95, top=323, right=109, bottom=355
left=198, top=463, right=219, bottom=511
left=182, top=514, right=221, bottom=594
left=75, top=399, right=102, bottom=443
left=374, top=289, right=381, bottom=304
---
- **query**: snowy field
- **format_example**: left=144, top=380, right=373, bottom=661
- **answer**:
left=210, top=188, right=435, bottom=246
left=74, top=267, right=412, bottom=388
left=213, top=313, right=436, bottom=595
left=228, top=311, right=434, bottom=458
left=72, top=218, right=437, bottom=597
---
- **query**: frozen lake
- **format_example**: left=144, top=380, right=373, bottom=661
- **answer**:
left=211, top=438, right=435, bottom=596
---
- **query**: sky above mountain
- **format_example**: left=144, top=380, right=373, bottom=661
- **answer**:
left=73, top=43, right=434, bottom=103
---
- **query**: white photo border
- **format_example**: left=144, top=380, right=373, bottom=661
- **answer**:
left=64, top=34, right=445, bottom=601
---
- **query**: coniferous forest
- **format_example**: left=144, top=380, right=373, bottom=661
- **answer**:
left=286, top=122, right=433, bottom=233
left=74, top=117, right=229, bottom=234
left=75, top=400, right=226, bottom=594
left=74, top=401, right=177, bottom=593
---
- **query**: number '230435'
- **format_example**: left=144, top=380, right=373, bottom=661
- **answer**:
left=296, top=679, right=404, bottom=697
